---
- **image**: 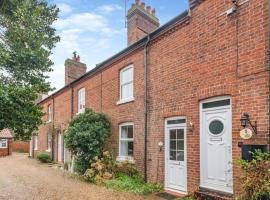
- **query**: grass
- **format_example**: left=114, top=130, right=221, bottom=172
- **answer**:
left=105, top=173, right=163, bottom=195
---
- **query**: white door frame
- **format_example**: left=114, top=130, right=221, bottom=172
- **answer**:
left=58, top=133, right=62, bottom=162
left=200, top=96, right=233, bottom=194
left=165, top=116, right=187, bottom=194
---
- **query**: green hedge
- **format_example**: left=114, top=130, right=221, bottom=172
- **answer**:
left=36, top=152, right=50, bottom=163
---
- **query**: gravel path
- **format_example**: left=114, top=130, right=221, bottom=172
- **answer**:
left=0, top=153, right=163, bottom=200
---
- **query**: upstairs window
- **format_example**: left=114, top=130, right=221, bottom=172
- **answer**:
left=78, top=88, right=85, bottom=113
left=48, top=104, right=52, bottom=122
left=47, top=133, right=52, bottom=151
left=119, top=65, right=134, bottom=103
left=0, top=139, right=7, bottom=148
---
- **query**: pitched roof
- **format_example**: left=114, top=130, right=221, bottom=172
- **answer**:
left=0, top=129, right=13, bottom=138
left=38, top=9, right=190, bottom=105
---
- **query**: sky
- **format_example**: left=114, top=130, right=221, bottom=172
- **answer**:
left=48, top=0, right=189, bottom=92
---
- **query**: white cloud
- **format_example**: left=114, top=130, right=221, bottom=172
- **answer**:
left=96, top=4, right=122, bottom=14
left=54, top=13, right=108, bottom=33
left=58, top=3, right=72, bottom=15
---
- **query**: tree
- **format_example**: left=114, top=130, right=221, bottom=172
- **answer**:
left=0, top=0, right=59, bottom=139
left=64, top=109, right=111, bottom=175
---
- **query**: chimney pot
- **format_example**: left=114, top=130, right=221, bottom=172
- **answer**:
left=141, top=2, right=145, bottom=9
left=146, top=6, right=151, bottom=13
left=135, top=0, right=140, bottom=5
left=152, top=8, right=156, bottom=15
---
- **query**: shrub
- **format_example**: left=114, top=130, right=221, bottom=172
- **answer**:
left=105, top=173, right=163, bottom=195
left=238, top=150, right=270, bottom=200
left=64, top=109, right=110, bottom=174
left=36, top=152, right=50, bottom=163
left=84, top=151, right=116, bottom=184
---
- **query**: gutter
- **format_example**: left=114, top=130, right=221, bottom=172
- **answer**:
left=144, top=34, right=151, bottom=182
left=268, top=0, right=270, bottom=150
left=37, top=10, right=190, bottom=106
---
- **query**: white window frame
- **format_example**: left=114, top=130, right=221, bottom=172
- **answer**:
left=48, top=104, right=52, bottom=122
left=0, top=139, right=8, bottom=149
left=46, top=133, right=52, bottom=152
left=34, top=136, right=38, bottom=150
left=78, top=88, right=85, bottom=114
left=117, top=122, right=135, bottom=163
left=117, top=65, right=134, bottom=105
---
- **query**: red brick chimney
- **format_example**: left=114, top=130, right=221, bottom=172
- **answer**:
left=65, top=52, right=87, bottom=85
left=127, top=0, right=159, bottom=46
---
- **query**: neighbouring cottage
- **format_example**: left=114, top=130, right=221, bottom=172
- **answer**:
left=0, top=129, right=13, bottom=157
left=33, top=0, right=270, bottom=198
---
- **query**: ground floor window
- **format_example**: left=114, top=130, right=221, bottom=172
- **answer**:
left=0, top=139, right=7, bottom=148
left=119, top=123, right=134, bottom=160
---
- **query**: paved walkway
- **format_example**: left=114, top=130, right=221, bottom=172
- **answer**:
left=0, top=153, right=162, bottom=200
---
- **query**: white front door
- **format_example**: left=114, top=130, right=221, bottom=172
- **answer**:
left=165, top=117, right=187, bottom=193
left=200, top=97, right=233, bottom=194
left=58, top=133, right=62, bottom=162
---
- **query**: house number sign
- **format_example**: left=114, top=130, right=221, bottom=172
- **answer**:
left=240, top=128, right=253, bottom=140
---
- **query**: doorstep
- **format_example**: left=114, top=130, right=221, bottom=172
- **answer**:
left=194, top=187, right=233, bottom=200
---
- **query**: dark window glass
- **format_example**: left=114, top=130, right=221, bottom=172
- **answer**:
left=128, top=141, right=133, bottom=156
left=209, top=120, right=224, bottom=135
left=203, top=99, right=230, bottom=109
left=170, top=140, right=176, bottom=150
left=170, top=130, right=176, bottom=140
left=167, top=119, right=186, bottom=125
left=170, top=151, right=176, bottom=160
left=177, top=129, right=184, bottom=139
left=176, top=151, right=184, bottom=161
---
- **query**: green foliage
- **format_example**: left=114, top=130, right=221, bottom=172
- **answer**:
left=237, top=150, right=270, bottom=200
left=0, top=0, right=60, bottom=91
left=84, top=151, right=116, bottom=184
left=0, top=83, right=43, bottom=140
left=177, top=197, right=196, bottom=200
left=64, top=109, right=110, bottom=175
left=0, top=0, right=59, bottom=140
left=105, top=173, right=163, bottom=195
left=36, top=152, right=50, bottom=163
left=84, top=151, right=140, bottom=185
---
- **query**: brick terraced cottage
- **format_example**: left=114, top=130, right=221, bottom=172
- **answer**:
left=0, top=129, right=13, bottom=157
left=32, top=0, right=270, bottom=198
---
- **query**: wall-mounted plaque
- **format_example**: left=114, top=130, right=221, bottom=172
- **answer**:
left=240, top=128, right=253, bottom=140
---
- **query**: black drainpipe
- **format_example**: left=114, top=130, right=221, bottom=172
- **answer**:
left=268, top=0, right=270, bottom=151
left=144, top=35, right=151, bottom=182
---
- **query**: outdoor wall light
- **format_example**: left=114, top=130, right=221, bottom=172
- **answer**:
left=240, top=113, right=257, bottom=134
left=158, top=141, right=164, bottom=152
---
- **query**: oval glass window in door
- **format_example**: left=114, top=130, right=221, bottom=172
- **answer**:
left=209, top=120, right=224, bottom=135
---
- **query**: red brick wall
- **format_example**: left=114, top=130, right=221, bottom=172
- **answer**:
left=0, top=139, right=12, bottom=157
left=13, top=141, right=29, bottom=153
left=36, top=0, right=269, bottom=196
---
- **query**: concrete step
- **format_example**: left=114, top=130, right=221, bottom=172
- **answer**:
left=194, top=189, right=233, bottom=200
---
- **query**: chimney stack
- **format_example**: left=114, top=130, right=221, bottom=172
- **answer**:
left=127, top=0, right=159, bottom=46
left=65, top=52, right=87, bottom=85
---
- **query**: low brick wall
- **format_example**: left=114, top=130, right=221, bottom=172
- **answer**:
left=13, top=141, right=29, bottom=153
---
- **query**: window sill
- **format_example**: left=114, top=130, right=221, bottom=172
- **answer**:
left=76, top=110, right=85, bottom=115
left=117, top=98, right=135, bottom=105
left=46, top=149, right=51, bottom=152
left=0, top=147, right=7, bottom=149
left=116, top=156, right=135, bottom=164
